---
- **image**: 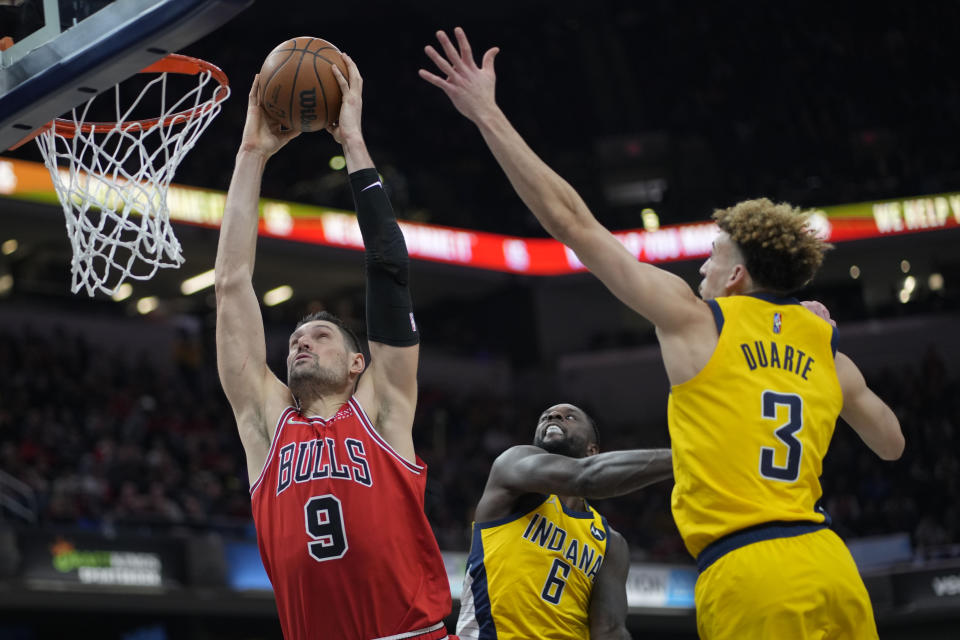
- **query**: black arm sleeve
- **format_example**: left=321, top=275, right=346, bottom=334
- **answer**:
left=349, top=168, right=419, bottom=347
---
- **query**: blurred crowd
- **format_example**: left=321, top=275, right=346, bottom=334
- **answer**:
left=822, top=346, right=960, bottom=557
left=172, top=1, right=960, bottom=236
left=1, top=321, right=957, bottom=564
left=5, top=3, right=959, bottom=236
left=0, top=326, right=251, bottom=534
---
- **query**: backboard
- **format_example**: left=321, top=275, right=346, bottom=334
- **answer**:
left=0, top=0, right=253, bottom=150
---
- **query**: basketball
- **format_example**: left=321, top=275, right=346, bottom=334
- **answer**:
left=258, top=37, right=347, bottom=132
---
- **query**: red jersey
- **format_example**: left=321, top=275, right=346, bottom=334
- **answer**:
left=250, top=397, right=452, bottom=640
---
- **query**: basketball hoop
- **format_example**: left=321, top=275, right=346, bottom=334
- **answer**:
left=33, top=54, right=230, bottom=297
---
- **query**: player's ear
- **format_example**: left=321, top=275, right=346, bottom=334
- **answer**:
left=349, top=352, right=365, bottom=376
left=726, top=263, right=749, bottom=294
left=586, top=442, right=600, bottom=457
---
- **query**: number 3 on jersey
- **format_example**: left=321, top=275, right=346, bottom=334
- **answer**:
left=758, top=391, right=803, bottom=482
left=304, top=495, right=348, bottom=561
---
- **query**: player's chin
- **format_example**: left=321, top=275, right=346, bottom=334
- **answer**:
left=538, top=438, right=573, bottom=456
left=288, top=366, right=313, bottom=385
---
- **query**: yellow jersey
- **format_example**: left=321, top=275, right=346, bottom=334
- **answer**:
left=667, top=293, right=842, bottom=560
left=456, top=494, right=609, bottom=640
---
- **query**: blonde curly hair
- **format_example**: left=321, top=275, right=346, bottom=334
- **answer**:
left=712, top=198, right=832, bottom=294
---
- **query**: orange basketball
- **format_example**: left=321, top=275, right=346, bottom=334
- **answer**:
left=258, top=37, right=347, bottom=132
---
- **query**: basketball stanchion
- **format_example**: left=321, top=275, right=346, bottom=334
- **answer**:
left=30, top=54, right=230, bottom=297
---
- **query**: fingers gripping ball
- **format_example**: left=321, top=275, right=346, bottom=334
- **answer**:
left=259, top=37, right=347, bottom=132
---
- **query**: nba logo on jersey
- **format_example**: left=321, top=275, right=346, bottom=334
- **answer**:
left=773, top=312, right=782, bottom=334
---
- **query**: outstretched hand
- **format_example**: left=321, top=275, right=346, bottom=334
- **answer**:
left=240, top=75, right=300, bottom=157
left=326, top=52, right=363, bottom=145
left=418, top=26, right=501, bottom=123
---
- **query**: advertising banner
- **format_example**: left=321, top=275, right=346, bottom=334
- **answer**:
left=18, top=531, right=186, bottom=589
left=219, top=540, right=696, bottom=612
left=223, top=540, right=271, bottom=591
left=625, top=565, right=696, bottom=610
left=891, top=561, right=960, bottom=610
left=3, top=158, right=958, bottom=276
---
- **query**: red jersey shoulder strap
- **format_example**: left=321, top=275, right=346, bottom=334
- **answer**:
left=348, top=396, right=425, bottom=475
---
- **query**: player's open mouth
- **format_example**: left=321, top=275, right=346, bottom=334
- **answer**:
left=544, top=425, right=563, bottom=437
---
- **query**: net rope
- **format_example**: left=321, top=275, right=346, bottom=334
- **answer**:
left=35, top=65, right=229, bottom=296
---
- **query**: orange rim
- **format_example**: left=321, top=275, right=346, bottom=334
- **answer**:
left=50, top=53, right=230, bottom=138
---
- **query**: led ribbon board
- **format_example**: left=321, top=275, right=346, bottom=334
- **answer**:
left=1, top=158, right=958, bottom=275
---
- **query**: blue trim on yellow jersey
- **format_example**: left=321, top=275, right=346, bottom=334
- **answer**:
left=746, top=292, right=801, bottom=305
left=474, top=494, right=551, bottom=530
left=696, top=520, right=827, bottom=573
left=814, top=498, right=833, bottom=527
left=467, top=524, right=498, bottom=639
left=831, top=325, right=838, bottom=356
left=706, top=299, right=724, bottom=334
left=559, top=499, right=596, bottom=519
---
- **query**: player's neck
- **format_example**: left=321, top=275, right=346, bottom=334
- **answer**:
left=739, top=286, right=787, bottom=299
left=558, top=494, right=589, bottom=513
left=727, top=270, right=758, bottom=297
left=297, top=391, right=353, bottom=419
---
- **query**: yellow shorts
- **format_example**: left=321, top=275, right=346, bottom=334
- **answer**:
left=695, top=528, right=878, bottom=640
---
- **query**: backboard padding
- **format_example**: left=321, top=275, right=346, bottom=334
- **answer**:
left=0, top=0, right=252, bottom=150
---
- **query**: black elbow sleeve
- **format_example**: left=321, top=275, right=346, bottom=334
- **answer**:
left=350, top=168, right=419, bottom=347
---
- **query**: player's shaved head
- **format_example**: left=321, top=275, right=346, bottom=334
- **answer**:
left=534, top=403, right=600, bottom=458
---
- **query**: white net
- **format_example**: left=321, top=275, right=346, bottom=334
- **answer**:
left=34, top=57, right=229, bottom=297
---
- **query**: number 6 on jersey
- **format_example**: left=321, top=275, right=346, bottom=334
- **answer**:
left=541, top=558, right=571, bottom=605
left=305, top=495, right=348, bottom=561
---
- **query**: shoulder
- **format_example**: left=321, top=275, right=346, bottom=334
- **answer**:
left=605, top=524, right=627, bottom=548
left=835, top=351, right=862, bottom=388
left=489, top=445, right=545, bottom=475
left=659, top=294, right=720, bottom=342
left=475, top=446, right=549, bottom=522
left=488, top=445, right=545, bottom=480
left=603, top=526, right=629, bottom=565
left=493, top=444, right=544, bottom=464
left=710, top=294, right=753, bottom=317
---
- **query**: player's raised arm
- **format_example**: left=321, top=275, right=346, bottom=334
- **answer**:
left=488, top=445, right=673, bottom=501
left=419, top=27, right=702, bottom=331
left=215, top=76, right=298, bottom=480
left=836, top=352, right=905, bottom=460
left=327, top=55, right=420, bottom=462
left=588, top=529, right=632, bottom=640
left=801, top=302, right=903, bottom=459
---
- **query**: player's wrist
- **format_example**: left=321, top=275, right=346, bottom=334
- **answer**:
left=236, top=144, right=271, bottom=165
left=338, top=129, right=366, bottom=151
left=473, top=104, right=507, bottom=131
